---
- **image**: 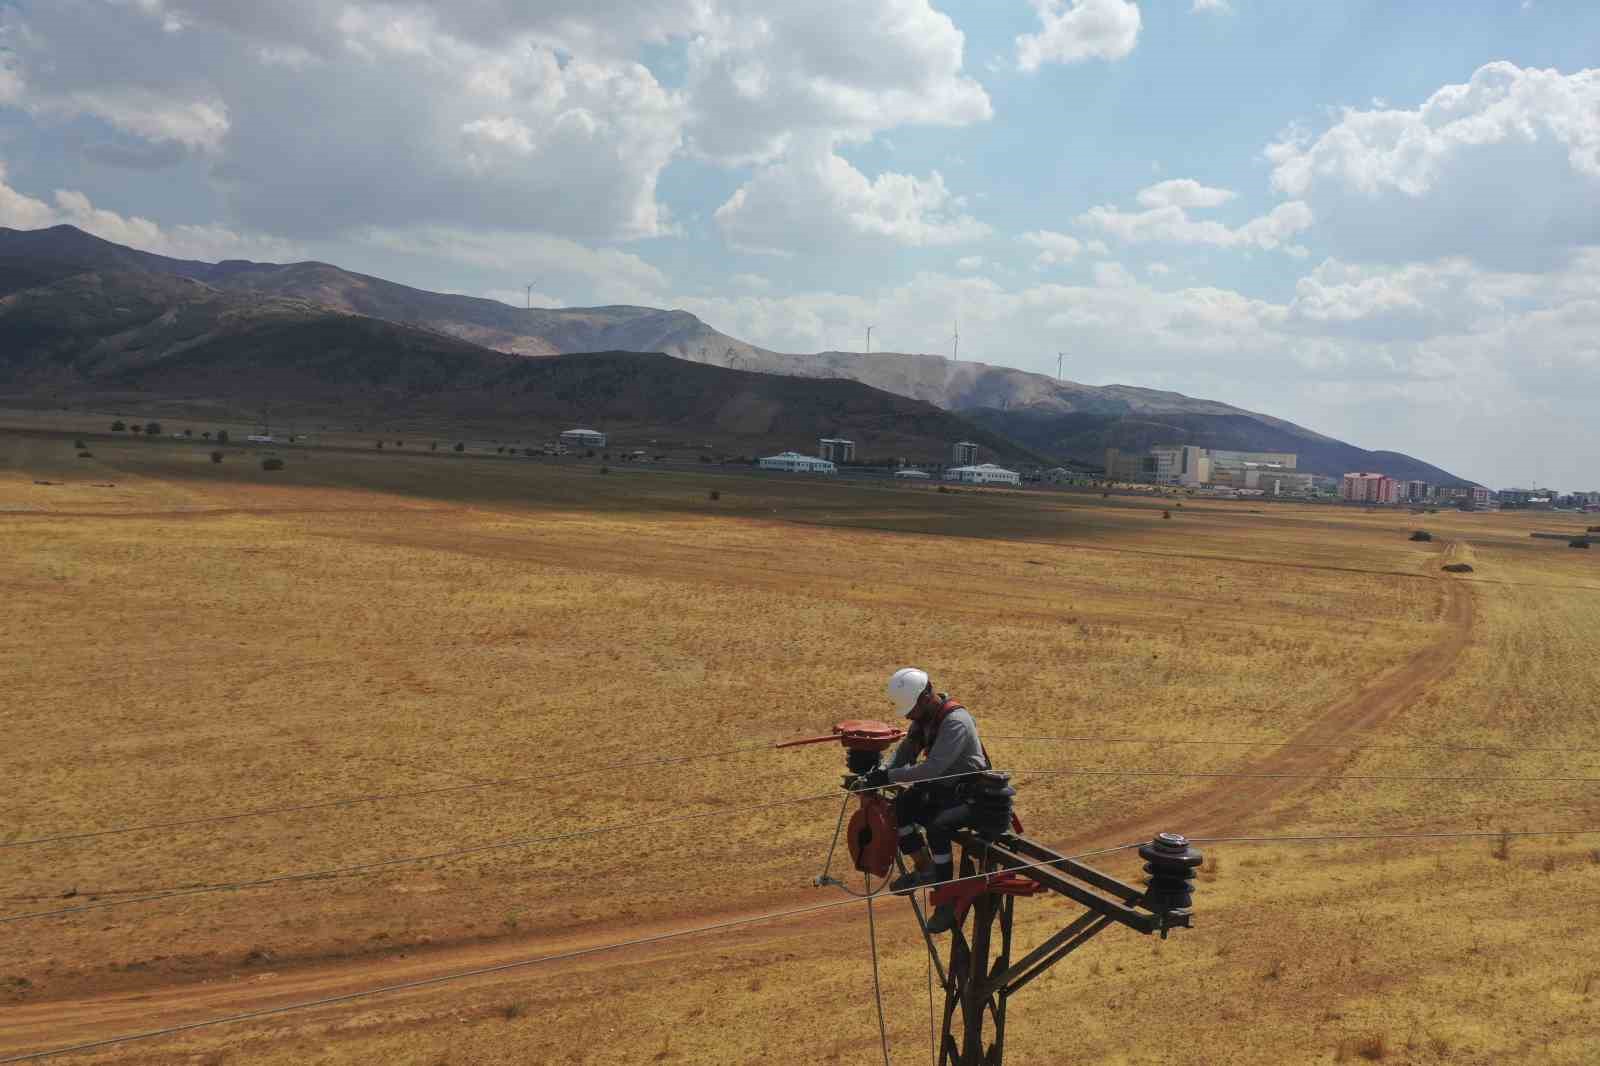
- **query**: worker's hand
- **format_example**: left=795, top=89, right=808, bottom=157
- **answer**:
left=855, top=767, right=891, bottom=790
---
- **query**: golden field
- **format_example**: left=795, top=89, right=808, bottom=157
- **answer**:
left=2, top=421, right=1598, bottom=1064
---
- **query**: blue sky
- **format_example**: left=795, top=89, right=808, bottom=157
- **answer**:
left=1, top=1, right=1598, bottom=488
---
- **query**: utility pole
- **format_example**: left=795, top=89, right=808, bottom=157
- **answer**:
left=783, top=722, right=1204, bottom=1066
left=866, top=325, right=874, bottom=354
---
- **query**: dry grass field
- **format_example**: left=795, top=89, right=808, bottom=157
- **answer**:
left=2, top=419, right=1598, bottom=1064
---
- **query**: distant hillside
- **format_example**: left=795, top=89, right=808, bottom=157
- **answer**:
left=0, top=225, right=1471, bottom=482
left=0, top=268, right=1036, bottom=462
left=963, top=408, right=1467, bottom=486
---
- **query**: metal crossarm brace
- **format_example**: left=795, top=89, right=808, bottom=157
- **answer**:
left=912, top=831, right=1191, bottom=1065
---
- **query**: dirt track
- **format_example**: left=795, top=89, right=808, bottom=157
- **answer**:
left=0, top=548, right=1478, bottom=1063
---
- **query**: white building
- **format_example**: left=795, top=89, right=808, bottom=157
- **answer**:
left=951, top=441, right=980, bottom=466
left=894, top=469, right=931, bottom=479
left=759, top=451, right=837, bottom=474
left=1150, top=445, right=1210, bottom=487
left=559, top=428, right=607, bottom=449
left=818, top=438, right=855, bottom=463
left=947, top=463, right=1021, bottom=486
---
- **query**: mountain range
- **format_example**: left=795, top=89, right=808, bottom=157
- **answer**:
left=0, top=224, right=1469, bottom=483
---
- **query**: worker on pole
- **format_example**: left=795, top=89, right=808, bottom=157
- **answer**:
left=856, top=668, right=1015, bottom=932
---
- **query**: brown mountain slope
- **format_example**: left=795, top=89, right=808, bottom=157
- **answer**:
left=0, top=268, right=1037, bottom=462
left=0, top=225, right=1468, bottom=481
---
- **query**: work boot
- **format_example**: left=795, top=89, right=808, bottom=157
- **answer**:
left=890, top=849, right=935, bottom=894
left=926, top=902, right=958, bottom=934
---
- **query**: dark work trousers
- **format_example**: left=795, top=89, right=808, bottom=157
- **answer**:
left=893, top=785, right=974, bottom=858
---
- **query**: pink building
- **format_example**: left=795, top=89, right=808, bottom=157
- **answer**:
left=1341, top=472, right=1385, bottom=502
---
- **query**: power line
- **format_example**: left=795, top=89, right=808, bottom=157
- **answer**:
left=1, top=741, right=785, bottom=851
left=992, top=734, right=1600, bottom=757
left=0, top=770, right=1002, bottom=926
left=0, top=842, right=1141, bottom=1065
left=8, top=762, right=1598, bottom=925
left=7, top=828, right=1600, bottom=1063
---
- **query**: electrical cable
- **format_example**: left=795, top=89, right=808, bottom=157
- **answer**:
left=865, top=871, right=893, bottom=1066
left=0, top=741, right=785, bottom=851
left=1187, top=829, right=1600, bottom=846
left=7, top=761, right=1596, bottom=925
left=5, top=829, right=1599, bottom=1062
left=0, top=841, right=1144, bottom=1065
left=0, top=771, right=1000, bottom=926
left=991, top=733, right=1600, bottom=757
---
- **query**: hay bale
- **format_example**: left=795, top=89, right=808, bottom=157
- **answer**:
left=1409, top=530, right=1433, bottom=542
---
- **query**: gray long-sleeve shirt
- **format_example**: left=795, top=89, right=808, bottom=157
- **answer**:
left=887, top=707, right=987, bottom=785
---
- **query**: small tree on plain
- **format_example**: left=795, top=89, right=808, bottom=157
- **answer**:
left=211, top=451, right=223, bottom=463
left=454, top=442, right=465, bottom=452
left=145, top=421, right=162, bottom=435
left=74, top=439, right=86, bottom=449
left=216, top=430, right=229, bottom=444
left=202, top=431, right=212, bottom=439
left=111, top=420, right=126, bottom=431
left=130, top=424, right=143, bottom=433
left=430, top=441, right=438, bottom=451
left=375, top=440, right=384, bottom=449
left=262, top=457, right=284, bottom=471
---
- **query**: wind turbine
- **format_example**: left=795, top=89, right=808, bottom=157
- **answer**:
left=525, top=283, right=535, bottom=310
left=953, top=321, right=960, bottom=363
left=1057, top=351, right=1066, bottom=381
left=866, top=325, right=874, bottom=354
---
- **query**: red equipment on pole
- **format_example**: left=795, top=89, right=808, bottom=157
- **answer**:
left=778, top=720, right=905, bottom=877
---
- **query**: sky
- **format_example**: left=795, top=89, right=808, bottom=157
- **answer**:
left=1, top=1, right=1597, bottom=489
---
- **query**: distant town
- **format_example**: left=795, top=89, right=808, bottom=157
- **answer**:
left=728, top=434, right=1600, bottom=511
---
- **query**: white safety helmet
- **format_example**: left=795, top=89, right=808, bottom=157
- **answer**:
left=887, top=667, right=931, bottom=718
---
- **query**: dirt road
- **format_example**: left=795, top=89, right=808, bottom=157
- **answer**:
left=0, top=553, right=1478, bottom=1064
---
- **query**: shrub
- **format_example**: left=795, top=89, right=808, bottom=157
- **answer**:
left=496, top=446, right=505, bottom=453
left=937, top=485, right=950, bottom=494
left=216, top=430, right=229, bottom=444
left=73, top=439, right=86, bottom=448
left=111, top=420, right=126, bottom=431
left=1162, top=510, right=1171, bottom=519
left=1572, top=538, right=1592, bottom=549
left=210, top=451, right=223, bottom=463
left=1409, top=530, right=1433, bottom=542
left=586, top=448, right=597, bottom=458
left=1589, top=526, right=1600, bottom=533
left=430, top=441, right=438, bottom=451
left=709, top=490, right=721, bottom=501
left=77, top=450, right=92, bottom=458
left=454, top=442, right=465, bottom=452
left=524, top=447, right=536, bottom=457
left=375, top=440, right=384, bottom=449
left=1442, top=563, right=1474, bottom=573
left=183, top=429, right=193, bottom=437
left=201, top=431, right=212, bottom=439
left=599, top=465, right=610, bottom=474
left=1491, top=828, right=1512, bottom=861
left=130, top=424, right=143, bottom=433
left=145, top=421, right=162, bottom=435
left=261, top=457, right=284, bottom=471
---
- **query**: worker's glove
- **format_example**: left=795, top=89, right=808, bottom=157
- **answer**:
left=855, top=767, right=891, bottom=791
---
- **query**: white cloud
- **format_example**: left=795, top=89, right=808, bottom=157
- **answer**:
left=956, top=255, right=985, bottom=271
left=714, top=138, right=989, bottom=254
left=1017, top=0, right=1141, bottom=73
left=1191, top=0, right=1232, bottom=13
left=1136, top=179, right=1235, bottom=209
left=1079, top=199, right=1314, bottom=255
left=732, top=272, right=772, bottom=290
left=1022, top=229, right=1083, bottom=269
left=1147, top=261, right=1172, bottom=276
left=357, top=225, right=668, bottom=302
left=0, top=162, right=301, bottom=261
left=1266, top=62, right=1600, bottom=267
left=1092, top=261, right=1136, bottom=287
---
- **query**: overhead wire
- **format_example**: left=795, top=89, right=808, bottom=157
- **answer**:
left=11, top=731, right=1595, bottom=854
left=7, top=828, right=1600, bottom=1064
left=0, top=841, right=1143, bottom=1065
left=0, top=770, right=1000, bottom=925
left=0, top=740, right=786, bottom=850
left=992, top=733, right=1600, bottom=756
left=7, top=760, right=1599, bottom=925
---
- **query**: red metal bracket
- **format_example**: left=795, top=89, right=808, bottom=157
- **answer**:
left=930, top=872, right=1042, bottom=925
